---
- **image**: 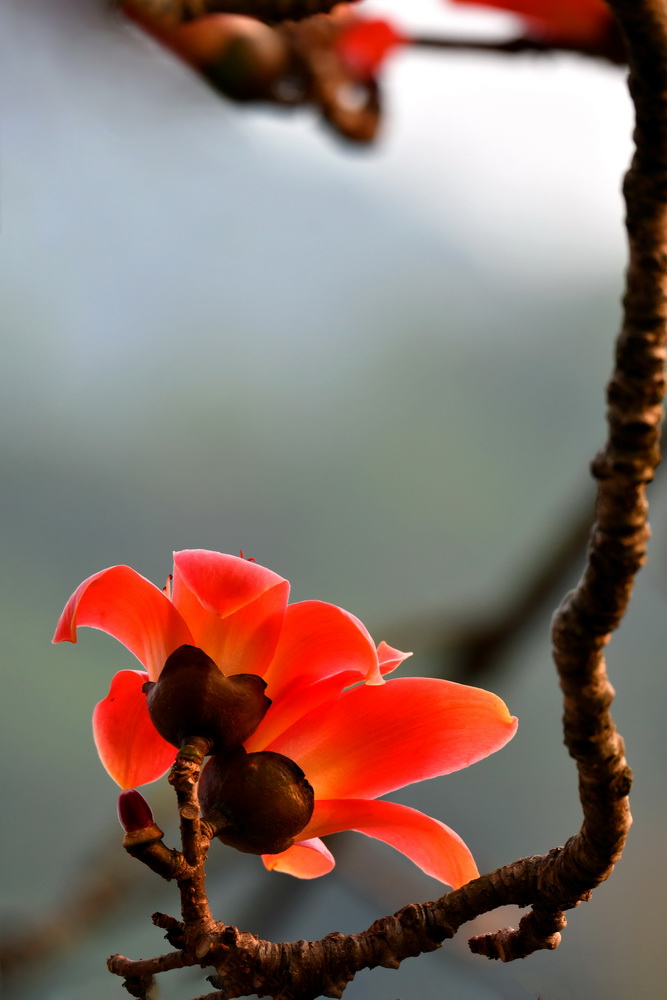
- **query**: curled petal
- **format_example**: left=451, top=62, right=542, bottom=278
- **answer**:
left=376, top=640, right=411, bottom=678
left=268, top=677, right=518, bottom=800
left=93, top=670, right=177, bottom=789
left=171, top=550, right=289, bottom=675
left=305, top=798, right=479, bottom=888
left=53, top=566, right=193, bottom=680
left=262, top=837, right=335, bottom=879
left=262, top=601, right=389, bottom=699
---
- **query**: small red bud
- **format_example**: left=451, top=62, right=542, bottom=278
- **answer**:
left=118, top=789, right=155, bottom=833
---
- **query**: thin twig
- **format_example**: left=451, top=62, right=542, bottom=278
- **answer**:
left=168, top=741, right=214, bottom=927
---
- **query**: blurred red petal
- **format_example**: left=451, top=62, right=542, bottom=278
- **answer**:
left=53, top=565, right=193, bottom=680
left=93, top=670, right=177, bottom=789
left=336, top=18, right=407, bottom=79
left=171, top=550, right=289, bottom=675
left=262, top=837, right=335, bottom=878
left=306, top=798, right=479, bottom=887
left=449, top=0, right=612, bottom=43
left=268, top=677, right=518, bottom=800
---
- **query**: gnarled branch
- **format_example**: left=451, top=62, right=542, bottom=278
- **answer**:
left=108, top=0, right=667, bottom=996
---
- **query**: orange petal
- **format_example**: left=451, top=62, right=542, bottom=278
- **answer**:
left=262, top=601, right=390, bottom=699
left=53, top=565, right=193, bottom=680
left=305, top=798, right=479, bottom=888
left=267, top=677, right=518, bottom=800
left=246, top=610, right=411, bottom=750
left=244, top=671, right=361, bottom=752
left=93, top=670, right=177, bottom=789
left=172, top=550, right=287, bottom=619
left=171, top=550, right=289, bottom=675
left=262, top=837, right=335, bottom=878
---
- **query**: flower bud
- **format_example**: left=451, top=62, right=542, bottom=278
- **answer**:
left=193, top=16, right=289, bottom=101
left=118, top=789, right=155, bottom=833
left=143, top=645, right=271, bottom=753
left=199, top=748, right=315, bottom=855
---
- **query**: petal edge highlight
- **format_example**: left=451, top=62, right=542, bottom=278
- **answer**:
left=262, top=600, right=388, bottom=698
left=305, top=798, right=479, bottom=888
left=268, top=677, right=518, bottom=800
left=262, top=837, right=335, bottom=879
left=53, top=565, right=193, bottom=679
left=171, top=551, right=289, bottom=674
left=93, top=670, right=177, bottom=788
left=172, top=550, right=288, bottom=621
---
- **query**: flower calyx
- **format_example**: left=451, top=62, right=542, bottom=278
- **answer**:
left=199, top=748, right=315, bottom=855
left=143, top=644, right=271, bottom=753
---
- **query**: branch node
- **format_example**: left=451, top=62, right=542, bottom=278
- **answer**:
left=468, top=906, right=566, bottom=961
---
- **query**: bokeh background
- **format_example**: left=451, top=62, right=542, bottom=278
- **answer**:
left=2, top=1, right=666, bottom=998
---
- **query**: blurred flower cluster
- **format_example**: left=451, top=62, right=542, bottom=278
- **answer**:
left=119, top=1, right=623, bottom=142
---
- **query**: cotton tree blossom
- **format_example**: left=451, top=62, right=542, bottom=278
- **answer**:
left=54, top=550, right=517, bottom=887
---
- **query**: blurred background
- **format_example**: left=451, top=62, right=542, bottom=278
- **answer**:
left=2, top=1, right=665, bottom=998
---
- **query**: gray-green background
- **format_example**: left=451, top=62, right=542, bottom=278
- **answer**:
left=2, top=1, right=665, bottom=998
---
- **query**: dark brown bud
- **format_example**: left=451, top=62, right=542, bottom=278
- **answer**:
left=199, top=748, right=315, bottom=856
left=118, top=788, right=154, bottom=832
left=143, top=645, right=271, bottom=753
left=200, top=17, right=289, bottom=102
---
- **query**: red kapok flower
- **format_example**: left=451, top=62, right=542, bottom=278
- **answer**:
left=54, top=550, right=517, bottom=887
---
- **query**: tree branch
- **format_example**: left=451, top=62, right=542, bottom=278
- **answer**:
left=106, top=0, right=667, bottom=996
left=123, top=0, right=357, bottom=27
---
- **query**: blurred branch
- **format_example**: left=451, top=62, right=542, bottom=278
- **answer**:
left=123, top=0, right=356, bottom=26
left=121, top=3, right=626, bottom=146
left=123, top=4, right=382, bottom=142
left=0, top=837, right=131, bottom=978
left=397, top=458, right=660, bottom=684
left=387, top=489, right=595, bottom=683
left=411, top=25, right=626, bottom=66
left=447, top=499, right=593, bottom=681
